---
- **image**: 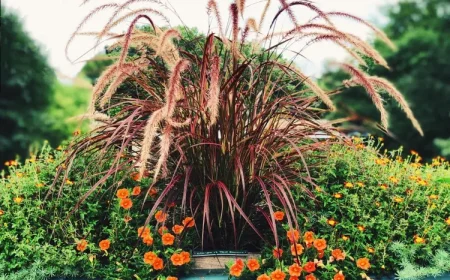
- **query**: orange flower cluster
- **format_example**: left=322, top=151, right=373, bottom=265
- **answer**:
left=170, top=251, right=191, bottom=266
left=76, top=239, right=88, bottom=252
left=138, top=226, right=153, bottom=246
left=144, top=252, right=164, bottom=270
left=155, top=210, right=168, bottom=222
left=99, top=239, right=110, bottom=251
left=229, top=258, right=261, bottom=276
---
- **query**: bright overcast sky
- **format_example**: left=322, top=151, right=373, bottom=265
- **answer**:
left=3, top=0, right=397, bottom=78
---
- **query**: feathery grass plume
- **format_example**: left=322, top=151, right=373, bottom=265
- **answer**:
left=152, top=125, right=173, bottom=181
left=277, top=0, right=299, bottom=27
left=103, top=8, right=169, bottom=36
left=340, top=63, right=389, bottom=129
left=317, top=12, right=397, bottom=51
left=230, top=3, right=239, bottom=57
left=139, top=109, right=164, bottom=177
left=163, top=59, right=190, bottom=118
left=207, top=56, right=220, bottom=126
left=156, top=29, right=181, bottom=56
left=207, top=0, right=225, bottom=39
left=89, top=64, right=118, bottom=114
left=65, top=3, right=118, bottom=62
left=236, top=0, right=246, bottom=16
left=368, top=76, right=423, bottom=136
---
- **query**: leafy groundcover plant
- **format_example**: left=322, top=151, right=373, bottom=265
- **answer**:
left=228, top=138, right=449, bottom=279
left=0, top=143, right=195, bottom=279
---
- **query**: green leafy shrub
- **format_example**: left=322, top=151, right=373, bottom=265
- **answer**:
left=0, top=143, right=196, bottom=279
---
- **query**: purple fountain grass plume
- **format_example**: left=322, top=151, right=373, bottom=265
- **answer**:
left=152, top=125, right=173, bottom=181
left=66, top=3, right=118, bottom=62
left=104, top=8, right=169, bottom=35
left=236, top=0, right=246, bottom=16
left=163, top=59, right=190, bottom=118
left=258, top=0, right=271, bottom=31
left=277, top=0, right=299, bottom=27
left=207, top=56, right=220, bottom=126
left=368, top=76, right=423, bottom=136
left=340, top=63, right=389, bottom=129
left=156, top=29, right=181, bottom=56
left=230, top=3, right=239, bottom=57
left=139, top=108, right=164, bottom=177
left=89, top=64, right=119, bottom=114
left=207, top=0, right=225, bottom=39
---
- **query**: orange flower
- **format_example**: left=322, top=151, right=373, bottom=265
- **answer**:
left=132, top=186, right=141, bottom=196
left=152, top=257, right=164, bottom=270
left=367, top=247, right=375, bottom=254
left=344, top=182, right=353, bottom=188
left=356, top=182, right=365, bottom=187
left=357, top=225, right=365, bottom=232
left=303, top=262, right=316, bottom=273
left=171, top=253, right=184, bottom=266
left=142, top=235, right=154, bottom=246
left=235, top=259, right=245, bottom=269
left=287, top=229, right=300, bottom=243
left=313, top=238, right=327, bottom=251
left=143, top=251, right=157, bottom=265
left=229, top=263, right=243, bottom=277
left=289, top=277, right=299, bottom=280
left=138, top=226, right=151, bottom=238
left=99, top=239, right=110, bottom=251
left=246, top=258, right=260, bottom=272
left=291, top=243, right=304, bottom=256
left=429, top=194, right=439, bottom=200
left=14, top=197, right=23, bottom=204
left=356, top=258, right=371, bottom=270
left=167, top=277, right=178, bottom=280
left=155, top=210, right=167, bottom=223
left=334, top=272, right=345, bottom=280
left=273, top=248, right=283, bottom=258
left=414, top=235, right=425, bottom=244
left=333, top=193, right=343, bottom=199
left=148, top=187, right=158, bottom=197
left=270, top=269, right=286, bottom=280
left=76, top=239, right=88, bottom=252
left=380, top=184, right=388, bottom=190
left=274, top=211, right=285, bottom=221
left=304, top=274, right=316, bottom=280
left=182, top=217, right=195, bottom=228
left=172, top=225, right=184, bottom=235
left=304, top=231, right=315, bottom=245
left=445, top=217, right=450, bottom=226
left=394, top=197, right=404, bottom=203
left=120, top=198, right=133, bottom=209
left=162, top=233, right=175, bottom=245
left=0, top=209, right=4, bottom=215
left=389, top=176, right=399, bottom=184
left=124, top=215, right=132, bottom=223
left=327, top=218, right=337, bottom=226
left=288, top=263, right=302, bottom=277
left=257, top=274, right=271, bottom=280
left=116, top=188, right=129, bottom=199
left=332, top=249, right=345, bottom=261
left=158, top=226, right=169, bottom=235
left=130, top=172, right=141, bottom=181
left=181, top=251, right=191, bottom=264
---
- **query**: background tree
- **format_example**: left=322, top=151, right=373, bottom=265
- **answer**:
left=322, top=0, right=450, bottom=159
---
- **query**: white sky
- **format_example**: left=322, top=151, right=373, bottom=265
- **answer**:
left=3, top=0, right=397, bottom=78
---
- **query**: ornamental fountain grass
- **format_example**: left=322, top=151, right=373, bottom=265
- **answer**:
left=56, top=0, right=422, bottom=276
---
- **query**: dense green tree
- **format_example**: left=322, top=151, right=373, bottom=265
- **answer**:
left=322, top=0, right=450, bottom=159
left=0, top=6, right=56, bottom=163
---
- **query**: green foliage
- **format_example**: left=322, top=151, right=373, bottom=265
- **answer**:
left=0, top=143, right=195, bottom=279
left=0, top=6, right=55, bottom=164
left=322, top=0, right=450, bottom=159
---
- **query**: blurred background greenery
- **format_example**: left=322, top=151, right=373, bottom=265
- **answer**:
left=0, top=0, right=449, bottom=165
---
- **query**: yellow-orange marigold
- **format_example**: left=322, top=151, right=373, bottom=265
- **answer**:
left=445, top=217, right=450, bottom=226
left=291, top=243, right=304, bottom=256
left=287, top=229, right=300, bottom=243
left=332, top=249, right=345, bottom=261
left=132, top=186, right=141, bottom=196
left=357, top=225, right=365, bottom=232
left=334, top=272, right=345, bottom=280
left=143, top=251, right=157, bottom=265
left=229, top=263, right=243, bottom=277
left=304, top=231, right=315, bottom=244
left=120, top=198, right=132, bottom=209
left=274, top=211, right=285, bottom=221
left=171, top=253, right=184, bottom=266
left=414, top=235, right=426, bottom=244
left=270, top=269, right=286, bottom=280
left=313, top=238, right=327, bottom=251
left=155, top=210, right=167, bottom=222
left=182, top=217, right=195, bottom=228
left=344, top=182, right=353, bottom=188
left=162, top=233, right=175, bottom=245
left=334, top=193, right=343, bottom=199
left=257, top=274, right=271, bottom=280
left=181, top=251, right=191, bottom=264
left=99, top=239, right=110, bottom=250
left=124, top=215, right=132, bottom=223
left=172, top=224, right=184, bottom=235
left=327, top=218, right=337, bottom=226
left=116, top=188, right=129, bottom=199
left=356, top=258, right=371, bottom=270
left=289, top=263, right=302, bottom=277
left=153, top=257, right=164, bottom=270
left=76, top=239, right=88, bottom=252
left=246, top=258, right=260, bottom=272
left=303, top=262, right=316, bottom=273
